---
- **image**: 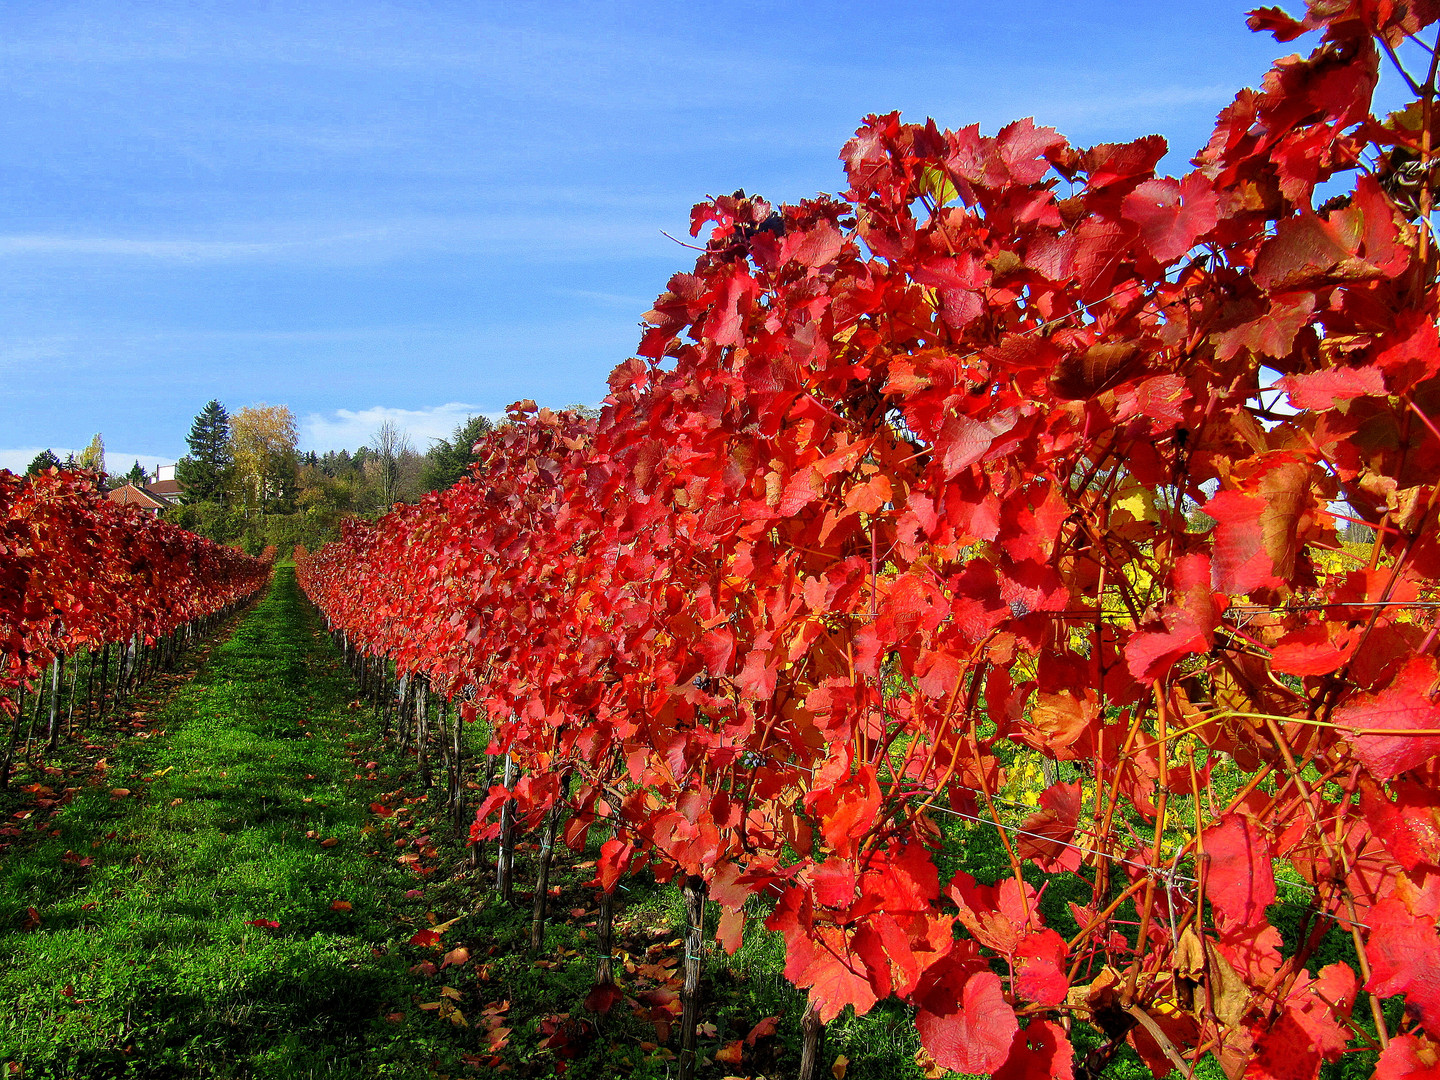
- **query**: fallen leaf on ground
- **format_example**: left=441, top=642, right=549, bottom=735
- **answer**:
left=441, top=946, right=470, bottom=968
left=716, top=1040, right=744, bottom=1065
left=746, top=1016, right=780, bottom=1045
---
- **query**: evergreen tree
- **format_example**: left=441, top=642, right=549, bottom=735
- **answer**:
left=124, top=460, right=147, bottom=486
left=176, top=400, right=233, bottom=504
left=421, top=414, right=494, bottom=492
left=26, top=449, right=61, bottom=475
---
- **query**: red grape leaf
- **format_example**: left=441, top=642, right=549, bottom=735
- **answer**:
left=717, top=906, right=745, bottom=956
left=991, top=1020, right=1074, bottom=1080
left=1366, top=899, right=1440, bottom=1036
left=1081, top=135, right=1167, bottom=188
left=1361, top=776, right=1440, bottom=870
left=1203, top=814, right=1276, bottom=928
left=1288, top=963, right=1358, bottom=1059
left=745, top=1016, right=780, bottom=1046
left=1247, top=6, right=1311, bottom=41
left=1253, top=212, right=1386, bottom=292
left=798, top=927, right=878, bottom=1023
left=1014, top=930, right=1069, bottom=1006
left=696, top=626, right=735, bottom=677
left=1375, top=1033, right=1440, bottom=1080
left=1120, top=172, right=1219, bottom=262
left=1019, top=781, right=1084, bottom=873
left=781, top=219, right=843, bottom=268
left=1125, top=621, right=1210, bottom=682
left=916, top=970, right=1018, bottom=1075
left=1244, top=1010, right=1317, bottom=1080
left=1270, top=624, right=1356, bottom=676
left=1279, top=365, right=1386, bottom=410
left=583, top=981, right=623, bottom=1014
left=1336, top=658, right=1440, bottom=780
left=1205, top=490, right=1278, bottom=593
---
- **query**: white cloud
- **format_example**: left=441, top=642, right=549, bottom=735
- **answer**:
left=300, top=403, right=497, bottom=453
left=0, top=447, right=176, bottom=476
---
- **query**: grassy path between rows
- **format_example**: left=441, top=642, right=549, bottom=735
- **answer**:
left=0, top=568, right=454, bottom=1079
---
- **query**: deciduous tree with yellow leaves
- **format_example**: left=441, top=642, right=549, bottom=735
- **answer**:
left=230, top=404, right=298, bottom=514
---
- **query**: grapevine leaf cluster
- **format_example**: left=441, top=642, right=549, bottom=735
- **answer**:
left=300, top=4, right=1440, bottom=1076
left=1, top=469, right=274, bottom=711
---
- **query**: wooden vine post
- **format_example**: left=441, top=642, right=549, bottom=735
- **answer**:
left=497, top=753, right=516, bottom=903
left=529, top=777, right=568, bottom=952
left=797, top=995, right=824, bottom=1080
left=677, top=875, right=707, bottom=1080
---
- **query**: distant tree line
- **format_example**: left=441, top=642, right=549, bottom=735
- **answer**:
left=27, top=401, right=499, bottom=557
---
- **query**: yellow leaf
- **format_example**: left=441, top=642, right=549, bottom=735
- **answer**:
left=833, top=1055, right=850, bottom=1079
left=1117, top=488, right=1158, bottom=523
left=917, top=165, right=960, bottom=207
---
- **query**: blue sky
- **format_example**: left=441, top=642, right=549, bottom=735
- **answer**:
left=0, top=1, right=1409, bottom=472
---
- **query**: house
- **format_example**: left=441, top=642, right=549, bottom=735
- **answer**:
left=107, top=483, right=169, bottom=516
left=147, top=464, right=185, bottom=505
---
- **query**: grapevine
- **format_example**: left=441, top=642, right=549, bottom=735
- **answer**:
left=300, top=5, right=1440, bottom=1078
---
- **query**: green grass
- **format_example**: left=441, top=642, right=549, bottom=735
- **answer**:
left=0, top=569, right=467, bottom=1079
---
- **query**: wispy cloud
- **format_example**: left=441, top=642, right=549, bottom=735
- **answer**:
left=0, top=235, right=288, bottom=260
left=0, top=206, right=681, bottom=266
left=300, top=403, right=496, bottom=453
left=555, top=287, right=654, bottom=309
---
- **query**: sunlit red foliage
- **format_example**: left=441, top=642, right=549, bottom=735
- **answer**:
left=300, top=2, right=1440, bottom=1074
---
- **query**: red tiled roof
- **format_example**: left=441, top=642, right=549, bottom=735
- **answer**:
left=107, top=483, right=168, bottom=512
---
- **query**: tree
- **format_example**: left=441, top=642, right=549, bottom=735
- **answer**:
left=76, top=434, right=105, bottom=478
left=176, top=400, right=233, bottom=504
left=123, top=460, right=146, bottom=486
left=369, top=420, right=414, bottom=509
left=421, top=414, right=494, bottom=492
left=25, top=449, right=60, bottom=476
left=230, top=404, right=298, bottom=514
